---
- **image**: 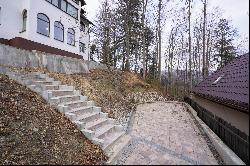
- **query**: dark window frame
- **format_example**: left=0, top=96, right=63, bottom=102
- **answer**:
left=67, top=3, right=78, bottom=18
left=79, top=42, right=85, bottom=53
left=37, top=13, right=50, bottom=37
left=61, top=0, right=67, bottom=12
left=54, top=21, right=64, bottom=42
left=67, top=28, right=75, bottom=46
left=0, top=7, right=2, bottom=26
left=22, top=9, right=27, bottom=32
left=52, top=0, right=59, bottom=7
left=45, top=0, right=78, bottom=20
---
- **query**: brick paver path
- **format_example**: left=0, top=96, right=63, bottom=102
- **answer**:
left=117, top=102, right=219, bottom=165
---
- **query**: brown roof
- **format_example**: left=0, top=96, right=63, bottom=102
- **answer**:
left=193, top=53, right=249, bottom=111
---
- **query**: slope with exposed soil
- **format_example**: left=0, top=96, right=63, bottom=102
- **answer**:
left=47, top=69, right=172, bottom=127
left=4, top=66, right=171, bottom=128
left=0, top=74, right=107, bottom=165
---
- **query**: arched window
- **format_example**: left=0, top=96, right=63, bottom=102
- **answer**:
left=37, top=13, right=50, bottom=36
left=54, top=21, right=64, bottom=42
left=67, top=28, right=75, bottom=46
left=22, top=10, right=27, bottom=31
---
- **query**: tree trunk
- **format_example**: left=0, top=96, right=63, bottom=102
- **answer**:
left=188, top=0, right=192, bottom=92
left=155, top=28, right=159, bottom=79
left=205, top=29, right=210, bottom=76
left=202, top=0, right=207, bottom=78
left=142, top=0, right=148, bottom=79
left=124, top=2, right=130, bottom=71
left=157, top=0, right=162, bottom=82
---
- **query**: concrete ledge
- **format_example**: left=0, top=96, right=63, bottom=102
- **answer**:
left=183, top=102, right=246, bottom=165
left=105, top=135, right=132, bottom=165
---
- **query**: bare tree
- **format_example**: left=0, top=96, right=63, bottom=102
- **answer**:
left=202, top=0, right=207, bottom=78
left=187, top=0, right=192, bottom=92
left=157, top=0, right=162, bottom=82
left=142, top=0, right=148, bottom=79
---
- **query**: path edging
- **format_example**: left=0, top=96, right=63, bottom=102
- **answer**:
left=182, top=102, right=245, bottom=165
left=138, top=101, right=245, bottom=165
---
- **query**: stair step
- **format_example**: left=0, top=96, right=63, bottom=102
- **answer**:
left=50, top=95, right=81, bottom=104
left=68, top=106, right=94, bottom=115
left=86, top=118, right=111, bottom=131
left=105, top=135, right=132, bottom=165
left=60, top=100, right=85, bottom=106
left=20, top=77, right=46, bottom=81
left=28, top=72, right=44, bottom=76
left=59, top=100, right=93, bottom=109
left=78, top=112, right=106, bottom=123
left=30, top=84, right=59, bottom=93
left=95, top=124, right=115, bottom=139
left=17, top=73, right=44, bottom=79
left=7, top=71, right=129, bottom=164
left=48, top=90, right=76, bottom=97
left=103, top=131, right=125, bottom=151
left=30, top=81, right=55, bottom=85
left=43, top=85, right=60, bottom=90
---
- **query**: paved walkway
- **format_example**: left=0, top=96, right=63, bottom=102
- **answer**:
left=117, top=102, right=219, bottom=165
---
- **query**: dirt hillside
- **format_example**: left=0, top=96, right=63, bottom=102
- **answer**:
left=5, top=66, right=171, bottom=128
left=0, top=74, right=107, bottom=165
left=47, top=69, right=171, bottom=127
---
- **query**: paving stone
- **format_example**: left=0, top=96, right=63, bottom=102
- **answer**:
left=116, top=102, right=220, bottom=165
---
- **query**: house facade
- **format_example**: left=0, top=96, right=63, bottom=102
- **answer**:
left=186, top=53, right=249, bottom=164
left=190, top=53, right=249, bottom=134
left=0, top=0, right=92, bottom=60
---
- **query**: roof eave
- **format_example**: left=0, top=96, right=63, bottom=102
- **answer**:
left=193, top=92, right=249, bottom=113
left=80, top=15, right=94, bottom=25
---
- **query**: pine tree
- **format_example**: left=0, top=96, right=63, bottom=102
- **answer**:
left=214, top=18, right=238, bottom=68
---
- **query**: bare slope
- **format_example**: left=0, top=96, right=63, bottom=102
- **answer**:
left=48, top=69, right=171, bottom=127
left=0, top=74, right=107, bottom=165
left=5, top=65, right=171, bottom=128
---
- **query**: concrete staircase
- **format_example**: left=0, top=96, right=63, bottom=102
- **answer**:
left=6, top=71, right=131, bottom=164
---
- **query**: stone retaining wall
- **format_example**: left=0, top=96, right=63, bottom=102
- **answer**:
left=0, top=43, right=107, bottom=74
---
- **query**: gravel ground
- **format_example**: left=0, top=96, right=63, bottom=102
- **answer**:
left=187, top=107, right=224, bottom=165
left=0, top=74, right=107, bottom=165
left=116, top=102, right=223, bottom=165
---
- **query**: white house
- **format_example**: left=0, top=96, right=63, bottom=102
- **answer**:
left=0, top=0, right=92, bottom=60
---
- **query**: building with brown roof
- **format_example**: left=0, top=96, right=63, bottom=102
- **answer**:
left=191, top=53, right=249, bottom=134
left=185, top=53, right=249, bottom=164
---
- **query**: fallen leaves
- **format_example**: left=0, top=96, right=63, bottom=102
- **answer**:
left=47, top=69, right=171, bottom=128
left=0, top=74, right=107, bottom=165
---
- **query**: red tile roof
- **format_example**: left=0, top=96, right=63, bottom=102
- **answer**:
left=193, top=53, right=249, bottom=111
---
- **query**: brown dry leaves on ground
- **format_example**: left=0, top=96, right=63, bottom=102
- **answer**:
left=3, top=65, right=171, bottom=127
left=0, top=74, right=107, bottom=165
left=48, top=69, right=171, bottom=126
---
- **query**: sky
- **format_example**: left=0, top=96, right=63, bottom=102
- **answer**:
left=84, top=0, right=249, bottom=53
left=84, top=0, right=249, bottom=36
